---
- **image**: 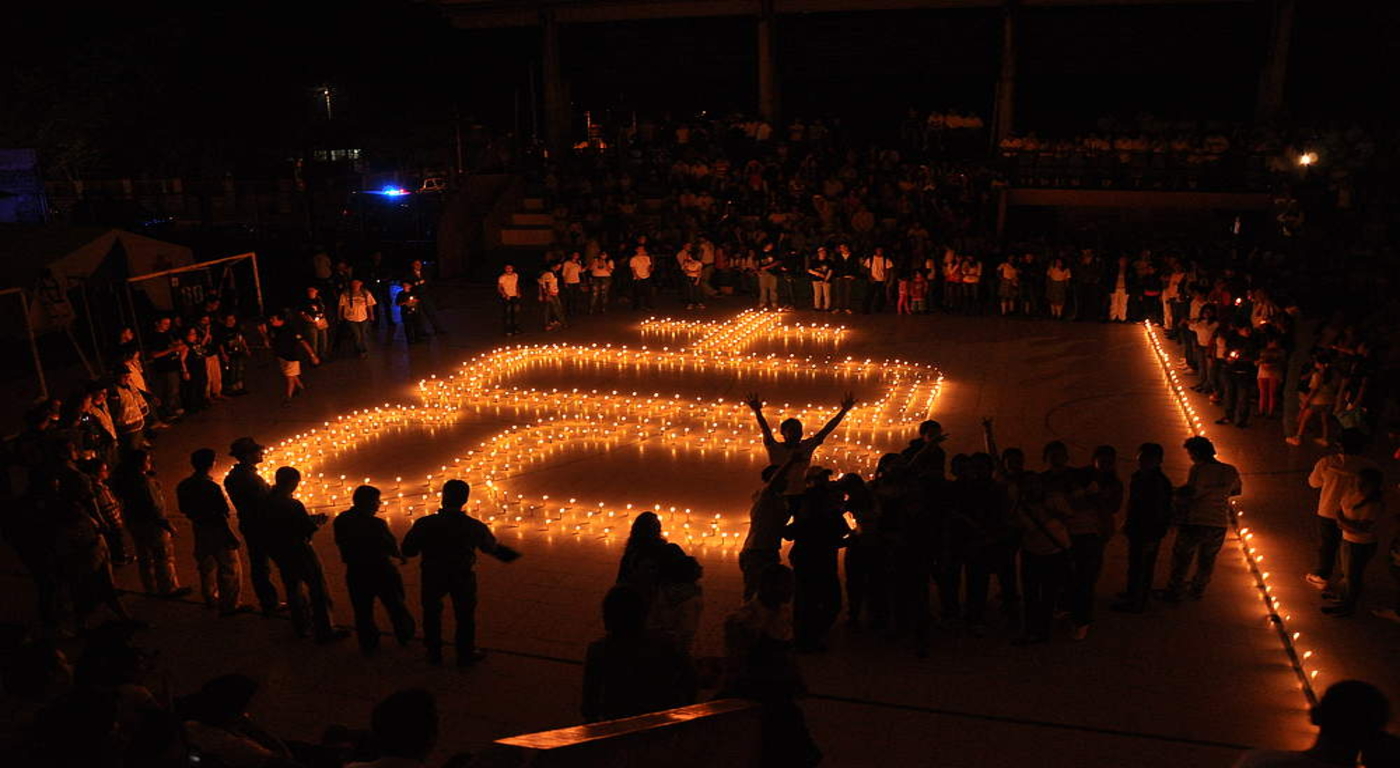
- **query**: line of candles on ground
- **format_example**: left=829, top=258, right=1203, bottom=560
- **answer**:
left=1143, top=321, right=1319, bottom=707
left=258, top=311, right=939, bottom=549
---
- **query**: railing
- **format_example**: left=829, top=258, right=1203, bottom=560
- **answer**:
left=1000, top=150, right=1276, bottom=193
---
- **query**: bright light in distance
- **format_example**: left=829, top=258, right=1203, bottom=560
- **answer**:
left=1298, top=152, right=1317, bottom=166
left=375, top=186, right=410, bottom=197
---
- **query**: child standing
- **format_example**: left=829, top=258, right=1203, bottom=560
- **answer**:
left=910, top=271, right=929, bottom=314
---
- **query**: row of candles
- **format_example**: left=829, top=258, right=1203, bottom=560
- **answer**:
left=260, top=311, right=943, bottom=549
left=1143, top=321, right=1320, bottom=707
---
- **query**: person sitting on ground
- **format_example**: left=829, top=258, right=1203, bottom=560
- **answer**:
left=581, top=586, right=697, bottom=723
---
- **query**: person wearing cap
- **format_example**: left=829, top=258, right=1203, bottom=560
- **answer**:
left=784, top=465, right=850, bottom=652
left=176, top=448, right=247, bottom=616
left=223, top=437, right=282, bottom=615
left=333, top=485, right=416, bottom=655
left=264, top=466, right=345, bottom=643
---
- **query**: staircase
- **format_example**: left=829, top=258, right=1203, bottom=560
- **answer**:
left=498, top=196, right=554, bottom=248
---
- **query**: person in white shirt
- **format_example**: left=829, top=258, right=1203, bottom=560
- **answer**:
left=1324, top=468, right=1384, bottom=616
left=560, top=253, right=585, bottom=317
left=537, top=266, right=565, bottom=331
left=337, top=279, right=377, bottom=358
left=497, top=265, right=521, bottom=336
left=1306, top=429, right=1378, bottom=591
left=629, top=247, right=654, bottom=310
left=588, top=252, right=614, bottom=314
left=862, top=247, right=894, bottom=313
left=1164, top=436, right=1241, bottom=601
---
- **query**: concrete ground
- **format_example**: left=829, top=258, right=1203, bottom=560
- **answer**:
left=5, top=283, right=1397, bottom=766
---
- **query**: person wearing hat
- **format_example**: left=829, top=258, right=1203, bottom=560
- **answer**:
left=176, top=448, right=248, bottom=616
left=223, top=437, right=282, bottom=615
left=783, top=465, right=850, bottom=652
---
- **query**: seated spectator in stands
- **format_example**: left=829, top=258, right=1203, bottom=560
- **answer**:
left=581, top=586, right=696, bottom=723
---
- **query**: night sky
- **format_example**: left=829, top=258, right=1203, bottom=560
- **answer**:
left=3, top=1, right=1392, bottom=177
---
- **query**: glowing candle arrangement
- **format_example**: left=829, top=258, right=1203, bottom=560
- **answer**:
left=1143, top=321, right=1319, bottom=706
left=261, top=310, right=942, bottom=552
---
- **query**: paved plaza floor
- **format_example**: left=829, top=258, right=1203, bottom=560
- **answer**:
left=5, top=284, right=1397, bottom=766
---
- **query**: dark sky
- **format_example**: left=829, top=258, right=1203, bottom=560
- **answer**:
left=3, top=1, right=1391, bottom=176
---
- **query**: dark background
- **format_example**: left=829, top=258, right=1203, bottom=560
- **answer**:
left=3, top=1, right=1395, bottom=177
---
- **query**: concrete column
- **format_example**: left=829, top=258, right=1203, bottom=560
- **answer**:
left=990, top=0, right=1018, bottom=151
left=541, top=9, right=568, bottom=153
left=757, top=0, right=778, bottom=123
left=1255, top=0, right=1295, bottom=123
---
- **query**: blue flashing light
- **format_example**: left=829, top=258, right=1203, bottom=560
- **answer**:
left=374, top=186, right=410, bottom=197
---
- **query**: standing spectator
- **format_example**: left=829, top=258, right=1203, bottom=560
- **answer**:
left=538, top=264, right=567, bottom=330
left=561, top=252, right=585, bottom=316
left=395, top=281, right=424, bottom=344
left=175, top=448, right=247, bottom=616
left=297, top=286, right=330, bottom=363
left=195, top=315, right=224, bottom=403
left=740, top=458, right=800, bottom=599
left=497, top=264, right=522, bottom=335
left=111, top=366, right=152, bottom=453
left=147, top=316, right=185, bottom=421
left=402, top=480, right=520, bottom=667
left=406, top=259, right=446, bottom=335
left=264, top=466, right=345, bottom=643
left=1046, top=257, right=1072, bottom=319
left=629, top=246, right=654, bottom=310
left=178, top=326, right=209, bottom=414
left=267, top=313, right=319, bottom=405
left=1162, top=436, right=1241, bottom=602
left=1108, top=255, right=1132, bottom=322
left=113, top=450, right=188, bottom=598
left=832, top=244, right=857, bottom=314
left=682, top=250, right=706, bottom=310
left=996, top=255, right=1020, bottom=316
left=224, top=438, right=281, bottom=616
left=786, top=467, right=849, bottom=652
left=83, top=458, right=129, bottom=566
left=1288, top=355, right=1341, bottom=446
left=216, top=313, right=250, bottom=396
left=337, top=278, right=377, bottom=359
left=862, top=247, right=894, bottom=314
left=588, top=251, right=614, bottom=313
left=1304, top=430, right=1379, bottom=591
left=1014, top=476, right=1072, bottom=645
left=756, top=247, right=780, bottom=310
left=1112, top=443, right=1173, bottom=613
left=333, top=485, right=417, bottom=656
left=1323, top=468, right=1384, bottom=617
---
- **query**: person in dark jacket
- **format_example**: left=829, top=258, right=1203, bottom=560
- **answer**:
left=1112, top=443, right=1175, bottom=613
left=581, top=586, right=696, bottom=723
left=333, top=485, right=416, bottom=655
left=401, top=480, right=519, bottom=666
left=222, top=437, right=282, bottom=615
left=175, top=448, right=247, bottom=615
left=263, top=466, right=345, bottom=643
left=113, top=450, right=189, bottom=598
left=785, top=467, right=850, bottom=652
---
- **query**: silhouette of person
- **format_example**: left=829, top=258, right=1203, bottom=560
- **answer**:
left=581, top=586, right=696, bottom=723
left=333, top=485, right=417, bottom=656
left=402, top=480, right=519, bottom=666
left=264, top=466, right=345, bottom=643
left=223, top=437, right=282, bottom=615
